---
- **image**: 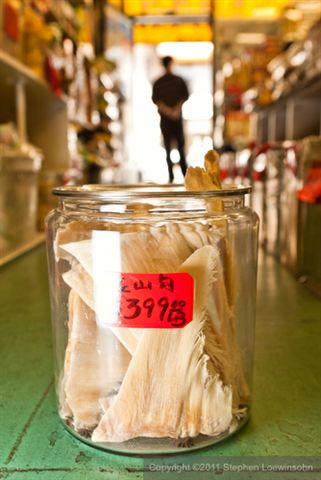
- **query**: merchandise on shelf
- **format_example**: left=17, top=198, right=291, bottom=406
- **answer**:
left=22, top=2, right=53, bottom=79
left=247, top=134, right=321, bottom=294
left=0, top=121, right=42, bottom=159
left=0, top=0, right=95, bottom=95
left=0, top=121, right=19, bottom=150
left=279, top=141, right=299, bottom=272
left=215, top=37, right=280, bottom=148
left=251, top=13, right=321, bottom=106
left=297, top=136, right=321, bottom=204
left=307, top=17, right=321, bottom=76
left=68, top=54, right=124, bottom=183
left=224, top=111, right=251, bottom=146
left=0, top=122, right=43, bottom=257
left=2, top=1, right=124, bottom=183
left=0, top=0, right=22, bottom=59
left=249, top=142, right=286, bottom=254
left=250, top=144, right=267, bottom=245
left=266, top=40, right=310, bottom=101
left=264, top=144, right=284, bottom=258
left=295, top=136, right=321, bottom=294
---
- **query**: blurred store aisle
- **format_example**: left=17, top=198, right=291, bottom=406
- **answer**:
left=129, top=43, right=214, bottom=183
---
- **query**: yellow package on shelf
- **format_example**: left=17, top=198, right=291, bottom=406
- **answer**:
left=124, top=0, right=211, bottom=16
left=124, top=0, right=289, bottom=18
left=134, top=23, right=212, bottom=43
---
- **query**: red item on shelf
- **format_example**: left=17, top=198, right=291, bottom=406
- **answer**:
left=297, top=179, right=321, bottom=203
left=44, top=56, right=63, bottom=96
left=307, top=166, right=321, bottom=183
left=3, top=2, right=19, bottom=41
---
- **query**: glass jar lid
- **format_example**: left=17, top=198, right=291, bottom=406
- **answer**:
left=53, top=184, right=251, bottom=201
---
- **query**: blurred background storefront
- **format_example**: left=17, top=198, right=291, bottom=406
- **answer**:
left=0, top=0, right=321, bottom=296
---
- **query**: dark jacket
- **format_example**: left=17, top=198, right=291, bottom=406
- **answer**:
left=152, top=73, right=189, bottom=114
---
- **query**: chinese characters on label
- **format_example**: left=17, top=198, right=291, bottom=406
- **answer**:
left=115, top=273, right=194, bottom=329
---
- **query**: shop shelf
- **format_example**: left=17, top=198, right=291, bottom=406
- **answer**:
left=254, top=76, right=321, bottom=144
left=255, top=70, right=321, bottom=114
left=0, top=48, right=70, bottom=171
left=0, top=49, right=64, bottom=107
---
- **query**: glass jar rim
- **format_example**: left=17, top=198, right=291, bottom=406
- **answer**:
left=53, top=183, right=251, bottom=200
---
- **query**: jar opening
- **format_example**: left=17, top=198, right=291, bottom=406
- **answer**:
left=53, top=183, right=251, bottom=201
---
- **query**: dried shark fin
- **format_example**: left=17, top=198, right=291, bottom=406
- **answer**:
left=59, top=225, right=194, bottom=355
left=54, top=218, right=151, bottom=264
left=210, top=251, right=249, bottom=409
left=185, top=149, right=223, bottom=213
left=184, top=148, right=247, bottom=406
left=177, top=239, right=248, bottom=413
left=176, top=221, right=224, bottom=253
left=60, top=289, right=131, bottom=431
left=60, top=227, right=191, bottom=279
left=62, top=264, right=139, bottom=355
left=184, top=149, right=220, bottom=191
left=92, top=245, right=233, bottom=443
left=184, top=166, right=218, bottom=191
left=61, top=239, right=93, bottom=276
left=185, top=149, right=235, bottom=306
left=63, top=263, right=94, bottom=309
left=204, top=150, right=222, bottom=189
left=56, top=158, right=249, bottom=442
left=61, top=290, right=107, bottom=430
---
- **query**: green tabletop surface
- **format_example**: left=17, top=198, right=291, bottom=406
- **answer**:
left=0, top=246, right=320, bottom=479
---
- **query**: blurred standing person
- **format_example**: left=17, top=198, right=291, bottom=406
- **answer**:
left=152, top=56, right=189, bottom=183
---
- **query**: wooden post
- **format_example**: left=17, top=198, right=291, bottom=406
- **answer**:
left=94, top=0, right=105, bottom=55
left=15, top=79, right=27, bottom=142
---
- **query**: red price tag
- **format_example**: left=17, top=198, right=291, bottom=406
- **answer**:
left=118, top=272, right=194, bottom=328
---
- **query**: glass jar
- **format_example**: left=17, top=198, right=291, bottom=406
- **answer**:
left=46, top=184, right=259, bottom=455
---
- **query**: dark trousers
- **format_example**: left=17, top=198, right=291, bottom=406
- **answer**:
left=160, top=117, right=187, bottom=183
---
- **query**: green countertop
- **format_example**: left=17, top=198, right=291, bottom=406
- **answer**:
left=0, top=246, right=320, bottom=479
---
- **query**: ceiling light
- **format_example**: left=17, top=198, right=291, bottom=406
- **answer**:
left=295, top=1, right=321, bottom=12
left=251, top=7, right=279, bottom=19
left=236, top=33, right=267, bottom=45
left=156, top=42, right=213, bottom=62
